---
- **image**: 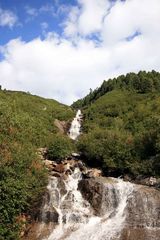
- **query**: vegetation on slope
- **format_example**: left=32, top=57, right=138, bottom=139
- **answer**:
left=1, top=70, right=160, bottom=238
left=47, top=135, right=75, bottom=161
left=0, top=90, right=73, bottom=240
left=72, top=70, right=160, bottom=108
left=74, top=71, right=160, bottom=178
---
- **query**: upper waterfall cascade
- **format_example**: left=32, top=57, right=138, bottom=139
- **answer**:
left=42, top=167, right=134, bottom=240
left=69, top=110, right=82, bottom=140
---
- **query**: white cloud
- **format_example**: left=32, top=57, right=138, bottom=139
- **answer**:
left=25, top=6, right=38, bottom=17
left=25, top=4, right=56, bottom=20
left=0, top=37, right=110, bottom=104
left=63, top=0, right=110, bottom=37
left=77, top=0, right=110, bottom=35
left=102, top=0, right=160, bottom=46
left=0, top=0, right=160, bottom=105
left=0, top=8, right=18, bottom=28
left=63, top=6, right=80, bottom=37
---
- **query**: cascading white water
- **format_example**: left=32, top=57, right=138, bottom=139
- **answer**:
left=43, top=168, right=134, bottom=240
left=43, top=168, right=95, bottom=240
left=69, top=110, right=82, bottom=140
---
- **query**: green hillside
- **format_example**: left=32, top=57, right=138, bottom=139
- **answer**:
left=72, top=70, right=160, bottom=108
left=75, top=71, right=160, bottom=178
left=1, top=71, right=160, bottom=239
left=0, top=90, right=73, bottom=239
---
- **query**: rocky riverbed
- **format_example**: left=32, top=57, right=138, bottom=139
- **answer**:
left=23, top=153, right=160, bottom=240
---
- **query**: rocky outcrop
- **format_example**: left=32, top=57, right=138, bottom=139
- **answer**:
left=78, top=177, right=118, bottom=215
left=123, top=174, right=160, bottom=188
left=54, top=119, right=69, bottom=134
left=43, top=156, right=102, bottom=180
left=78, top=177, right=160, bottom=240
left=120, top=184, right=160, bottom=240
left=135, top=176, right=160, bottom=188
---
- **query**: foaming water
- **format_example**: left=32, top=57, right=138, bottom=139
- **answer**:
left=69, top=110, right=82, bottom=140
left=43, top=168, right=134, bottom=240
left=44, top=168, right=94, bottom=240
left=63, top=178, right=133, bottom=240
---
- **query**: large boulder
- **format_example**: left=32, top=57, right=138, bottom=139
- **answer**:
left=78, top=177, right=160, bottom=240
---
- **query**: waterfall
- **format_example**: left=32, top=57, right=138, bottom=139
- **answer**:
left=42, top=168, right=134, bottom=240
left=39, top=110, right=135, bottom=240
left=69, top=110, right=82, bottom=140
left=43, top=168, right=94, bottom=240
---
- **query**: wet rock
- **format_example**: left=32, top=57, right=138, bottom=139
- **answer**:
left=44, top=160, right=57, bottom=171
left=79, top=177, right=160, bottom=239
left=78, top=178, right=104, bottom=215
left=50, top=171, right=61, bottom=178
left=62, top=159, right=82, bottom=173
left=53, top=163, right=66, bottom=173
left=135, top=176, right=160, bottom=187
left=38, top=191, right=59, bottom=225
left=43, top=210, right=59, bottom=224
left=68, top=213, right=82, bottom=223
left=84, top=168, right=102, bottom=178
left=63, top=162, right=74, bottom=172
left=71, top=152, right=80, bottom=158
left=126, top=184, right=160, bottom=229
left=56, top=178, right=67, bottom=196
left=123, top=174, right=132, bottom=182
left=120, top=227, right=160, bottom=240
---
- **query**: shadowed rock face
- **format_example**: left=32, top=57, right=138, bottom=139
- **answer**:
left=78, top=177, right=160, bottom=240
left=121, top=185, right=160, bottom=240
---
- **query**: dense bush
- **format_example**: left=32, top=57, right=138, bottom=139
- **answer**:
left=47, top=135, right=74, bottom=161
left=77, top=128, right=138, bottom=176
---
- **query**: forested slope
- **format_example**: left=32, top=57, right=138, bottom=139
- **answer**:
left=74, top=71, right=160, bottom=178
left=0, top=90, right=73, bottom=239
left=73, top=70, right=160, bottom=108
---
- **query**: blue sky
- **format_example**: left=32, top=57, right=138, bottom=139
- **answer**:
left=0, top=0, right=159, bottom=104
left=0, top=0, right=77, bottom=44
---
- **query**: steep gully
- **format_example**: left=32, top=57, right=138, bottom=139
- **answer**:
left=24, top=110, right=160, bottom=240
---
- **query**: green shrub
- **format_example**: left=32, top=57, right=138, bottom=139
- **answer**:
left=47, top=135, right=74, bottom=161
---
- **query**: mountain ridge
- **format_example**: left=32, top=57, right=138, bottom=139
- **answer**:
left=72, top=70, right=160, bottom=109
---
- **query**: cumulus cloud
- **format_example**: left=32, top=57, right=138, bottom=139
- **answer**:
left=0, top=0, right=160, bottom=104
left=0, top=37, right=108, bottom=104
left=102, top=0, right=160, bottom=46
left=0, top=8, right=18, bottom=28
left=63, top=0, right=110, bottom=37
left=77, top=0, right=110, bottom=35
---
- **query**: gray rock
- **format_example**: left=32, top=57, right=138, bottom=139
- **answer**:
left=78, top=177, right=160, bottom=240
